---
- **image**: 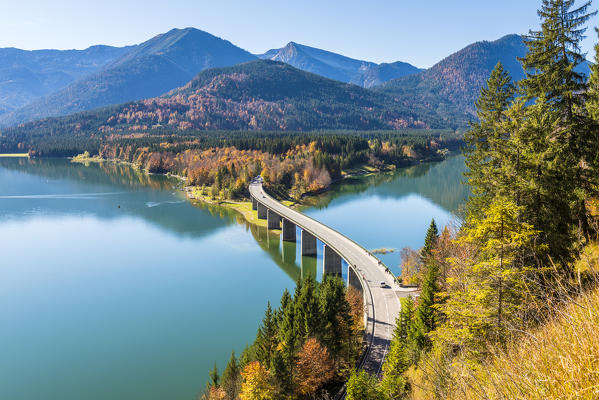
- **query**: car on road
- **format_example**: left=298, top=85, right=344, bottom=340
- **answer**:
left=379, top=281, right=386, bottom=288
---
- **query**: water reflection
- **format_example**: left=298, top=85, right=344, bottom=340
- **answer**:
left=304, top=155, right=469, bottom=213
left=0, top=155, right=468, bottom=280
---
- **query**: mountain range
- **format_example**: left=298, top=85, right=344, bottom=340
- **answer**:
left=0, top=28, right=593, bottom=132
left=257, top=42, right=421, bottom=87
left=0, top=28, right=256, bottom=127
left=0, top=45, right=131, bottom=115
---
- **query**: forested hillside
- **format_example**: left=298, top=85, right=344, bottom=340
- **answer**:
left=0, top=44, right=131, bottom=116
left=378, top=35, right=529, bottom=120
left=0, top=28, right=256, bottom=126
left=2, top=60, right=464, bottom=138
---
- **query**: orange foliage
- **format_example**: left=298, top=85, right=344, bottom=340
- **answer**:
left=294, top=338, right=335, bottom=396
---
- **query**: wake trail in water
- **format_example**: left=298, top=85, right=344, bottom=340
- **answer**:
left=145, top=200, right=186, bottom=208
left=0, top=192, right=126, bottom=199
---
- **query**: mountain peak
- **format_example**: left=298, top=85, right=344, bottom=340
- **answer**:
left=257, top=42, right=420, bottom=87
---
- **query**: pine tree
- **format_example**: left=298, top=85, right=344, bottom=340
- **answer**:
left=589, top=29, right=599, bottom=120
left=209, top=362, right=220, bottom=388
left=269, top=350, right=291, bottom=397
left=587, top=30, right=599, bottom=178
left=254, top=302, right=277, bottom=367
left=318, top=276, right=353, bottom=363
left=421, top=219, right=439, bottom=263
left=520, top=0, right=595, bottom=117
left=293, top=275, right=320, bottom=343
left=520, top=0, right=598, bottom=251
left=413, top=261, right=440, bottom=350
left=221, top=351, right=241, bottom=400
left=278, top=287, right=296, bottom=379
left=463, top=62, right=516, bottom=219
left=437, top=197, right=538, bottom=351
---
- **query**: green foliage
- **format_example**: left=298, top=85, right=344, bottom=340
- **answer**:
left=346, top=369, right=384, bottom=400
left=213, top=276, right=362, bottom=398
left=253, top=302, right=278, bottom=367
left=421, top=218, right=439, bottom=262
left=209, top=362, right=220, bottom=388
left=589, top=28, right=599, bottom=120
left=413, top=262, right=440, bottom=350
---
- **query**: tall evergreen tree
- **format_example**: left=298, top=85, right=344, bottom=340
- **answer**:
left=221, top=351, right=241, bottom=400
left=520, top=0, right=598, bottom=250
left=254, top=302, right=277, bottom=367
left=588, top=29, right=599, bottom=120
left=421, top=219, right=439, bottom=263
left=318, top=276, right=353, bottom=362
left=463, top=62, right=516, bottom=219
left=413, top=262, right=440, bottom=350
left=293, top=275, right=320, bottom=342
left=209, top=362, right=220, bottom=388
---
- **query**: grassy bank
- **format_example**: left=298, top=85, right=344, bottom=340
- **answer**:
left=186, top=186, right=297, bottom=229
left=442, top=286, right=599, bottom=400
left=0, top=153, right=29, bottom=157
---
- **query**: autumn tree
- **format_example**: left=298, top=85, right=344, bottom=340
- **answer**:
left=437, top=198, right=538, bottom=351
left=293, top=338, right=335, bottom=397
left=239, top=361, right=275, bottom=400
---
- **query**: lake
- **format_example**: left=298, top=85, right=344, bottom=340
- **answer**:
left=0, top=155, right=467, bottom=400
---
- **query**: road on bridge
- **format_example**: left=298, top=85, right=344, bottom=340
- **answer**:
left=249, top=182, right=407, bottom=377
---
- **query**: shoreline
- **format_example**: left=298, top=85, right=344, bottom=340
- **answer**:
left=70, top=152, right=451, bottom=229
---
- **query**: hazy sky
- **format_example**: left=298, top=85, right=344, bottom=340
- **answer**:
left=1, top=0, right=598, bottom=68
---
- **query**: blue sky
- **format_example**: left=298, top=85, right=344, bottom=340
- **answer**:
left=1, top=0, right=598, bottom=68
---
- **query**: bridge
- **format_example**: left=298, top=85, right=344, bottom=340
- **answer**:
left=249, top=181, right=403, bottom=377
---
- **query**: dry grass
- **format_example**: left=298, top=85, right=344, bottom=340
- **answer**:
left=445, top=288, right=599, bottom=400
left=407, top=243, right=599, bottom=400
left=442, top=245, right=599, bottom=400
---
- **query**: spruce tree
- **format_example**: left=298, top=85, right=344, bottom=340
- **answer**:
left=413, top=262, right=439, bottom=350
left=209, top=362, right=220, bottom=388
left=253, top=302, right=277, bottom=367
left=293, top=275, right=320, bottom=343
left=421, top=219, right=439, bottom=263
left=464, top=62, right=516, bottom=219
left=221, top=351, right=241, bottom=400
left=589, top=29, right=599, bottom=120
left=520, top=0, right=598, bottom=252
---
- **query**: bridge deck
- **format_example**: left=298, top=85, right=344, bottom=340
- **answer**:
left=249, top=182, right=402, bottom=376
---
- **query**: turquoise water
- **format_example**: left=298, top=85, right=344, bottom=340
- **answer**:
left=0, top=155, right=467, bottom=400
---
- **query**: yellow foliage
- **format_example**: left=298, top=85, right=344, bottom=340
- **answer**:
left=239, top=361, right=275, bottom=400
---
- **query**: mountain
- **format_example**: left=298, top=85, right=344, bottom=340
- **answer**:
left=257, top=42, right=421, bottom=88
left=0, top=28, right=256, bottom=127
left=378, top=35, right=528, bottom=119
left=6, top=60, right=441, bottom=139
left=0, top=45, right=131, bottom=116
left=378, top=34, right=591, bottom=120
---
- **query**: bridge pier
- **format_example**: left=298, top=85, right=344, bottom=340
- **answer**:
left=282, top=218, right=296, bottom=242
left=301, top=230, right=317, bottom=257
left=348, top=265, right=362, bottom=291
left=267, top=209, right=281, bottom=229
left=252, top=197, right=257, bottom=210
left=257, top=202, right=267, bottom=219
left=323, top=245, right=342, bottom=277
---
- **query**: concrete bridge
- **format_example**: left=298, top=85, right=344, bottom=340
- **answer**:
left=249, top=181, right=402, bottom=377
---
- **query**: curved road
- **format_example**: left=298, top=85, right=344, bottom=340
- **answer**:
left=250, top=182, right=403, bottom=376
